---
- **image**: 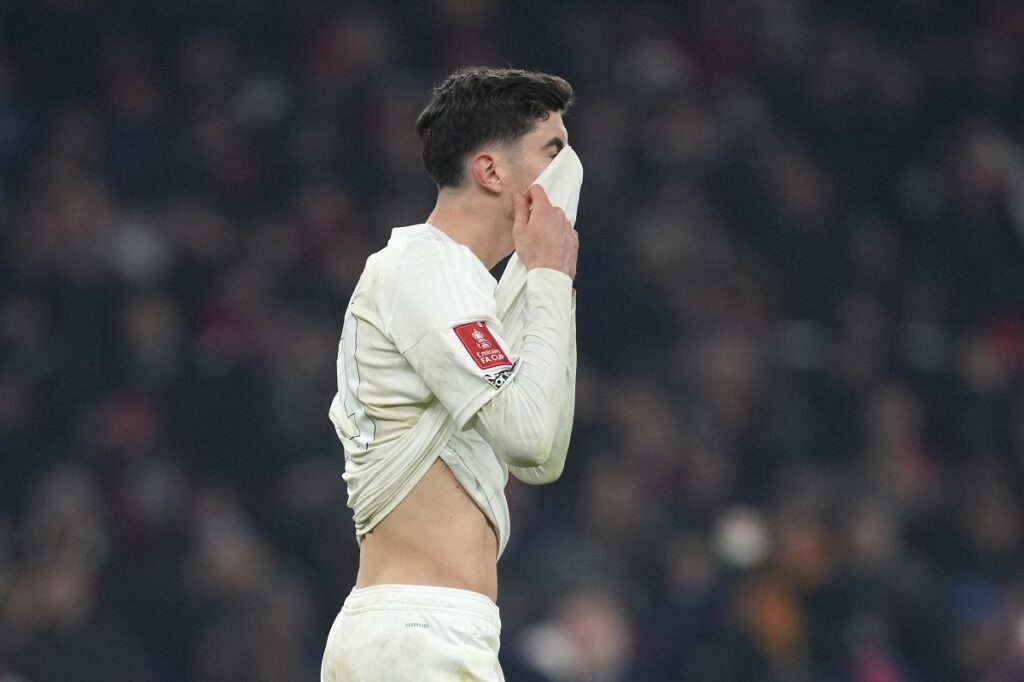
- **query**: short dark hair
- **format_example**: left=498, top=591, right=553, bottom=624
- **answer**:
left=415, top=67, right=574, bottom=189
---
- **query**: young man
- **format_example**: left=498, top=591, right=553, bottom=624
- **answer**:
left=321, top=67, right=579, bottom=681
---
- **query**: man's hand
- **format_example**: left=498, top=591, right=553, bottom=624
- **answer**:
left=513, top=185, right=578, bottom=280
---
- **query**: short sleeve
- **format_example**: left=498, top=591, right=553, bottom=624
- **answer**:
left=383, top=240, right=517, bottom=428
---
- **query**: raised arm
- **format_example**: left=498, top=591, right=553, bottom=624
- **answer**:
left=472, top=270, right=573, bottom=468
left=506, top=302, right=575, bottom=483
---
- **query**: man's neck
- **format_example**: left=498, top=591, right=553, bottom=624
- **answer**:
left=426, top=191, right=512, bottom=270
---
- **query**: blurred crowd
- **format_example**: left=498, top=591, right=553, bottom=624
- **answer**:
left=1, top=0, right=1024, bottom=680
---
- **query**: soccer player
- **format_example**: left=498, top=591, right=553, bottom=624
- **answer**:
left=321, top=67, right=579, bottom=681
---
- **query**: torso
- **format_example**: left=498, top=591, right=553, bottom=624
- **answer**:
left=355, top=457, right=499, bottom=602
left=336, top=225, right=513, bottom=604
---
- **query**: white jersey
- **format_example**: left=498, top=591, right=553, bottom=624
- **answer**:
left=330, top=223, right=529, bottom=556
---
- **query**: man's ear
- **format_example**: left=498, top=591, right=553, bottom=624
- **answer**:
left=468, top=151, right=503, bottom=194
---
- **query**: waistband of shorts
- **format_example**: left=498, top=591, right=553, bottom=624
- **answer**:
left=342, top=584, right=500, bottom=626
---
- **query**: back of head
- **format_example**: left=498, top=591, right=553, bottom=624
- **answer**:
left=415, top=67, right=574, bottom=190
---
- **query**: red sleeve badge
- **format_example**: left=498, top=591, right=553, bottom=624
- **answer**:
left=453, top=322, right=513, bottom=370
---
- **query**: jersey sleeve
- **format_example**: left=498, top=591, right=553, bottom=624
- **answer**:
left=509, top=295, right=576, bottom=484
left=384, top=241, right=517, bottom=429
left=473, top=272, right=574, bottom=468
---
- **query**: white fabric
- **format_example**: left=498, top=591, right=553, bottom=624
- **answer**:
left=533, top=144, right=583, bottom=225
left=329, top=223, right=575, bottom=557
left=321, top=584, right=504, bottom=682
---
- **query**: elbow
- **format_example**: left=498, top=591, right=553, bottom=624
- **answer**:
left=535, top=461, right=566, bottom=484
left=503, top=429, right=556, bottom=468
left=545, top=466, right=565, bottom=483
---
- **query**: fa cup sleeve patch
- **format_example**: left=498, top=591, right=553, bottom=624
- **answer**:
left=453, top=322, right=513, bottom=370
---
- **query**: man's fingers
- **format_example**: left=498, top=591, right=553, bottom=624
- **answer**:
left=514, top=185, right=578, bottom=278
left=513, top=192, right=530, bottom=227
left=527, top=184, right=553, bottom=210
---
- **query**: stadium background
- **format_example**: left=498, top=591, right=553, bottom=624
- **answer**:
left=1, top=0, right=1024, bottom=680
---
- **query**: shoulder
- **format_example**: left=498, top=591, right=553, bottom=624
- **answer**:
left=379, top=224, right=492, bottom=295
left=392, top=225, right=481, bottom=273
left=374, top=225, right=498, bottom=341
left=357, top=226, right=444, bottom=293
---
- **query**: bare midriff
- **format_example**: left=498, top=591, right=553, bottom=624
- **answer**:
left=355, top=458, right=499, bottom=602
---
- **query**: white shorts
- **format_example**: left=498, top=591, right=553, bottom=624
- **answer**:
left=320, top=584, right=504, bottom=682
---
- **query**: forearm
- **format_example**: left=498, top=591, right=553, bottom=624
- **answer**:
left=473, top=269, right=573, bottom=467
left=509, top=310, right=576, bottom=484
